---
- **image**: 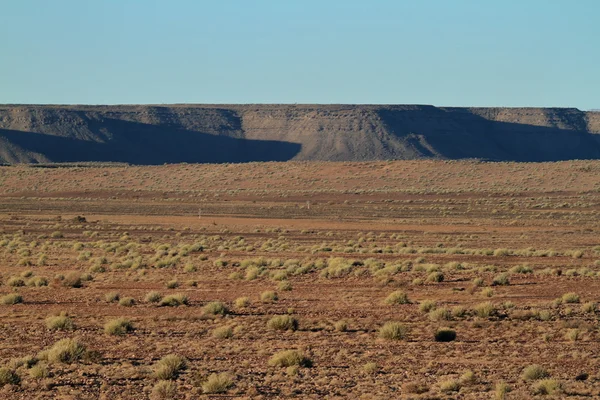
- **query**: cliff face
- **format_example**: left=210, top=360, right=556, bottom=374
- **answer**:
left=0, top=104, right=599, bottom=164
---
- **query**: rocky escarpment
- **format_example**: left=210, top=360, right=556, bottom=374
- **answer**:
left=0, top=104, right=599, bottom=164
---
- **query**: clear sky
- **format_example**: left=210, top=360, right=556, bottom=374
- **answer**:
left=1, top=0, right=598, bottom=108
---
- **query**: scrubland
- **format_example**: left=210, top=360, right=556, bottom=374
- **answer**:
left=0, top=160, right=599, bottom=398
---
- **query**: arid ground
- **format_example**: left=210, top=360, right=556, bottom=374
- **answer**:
left=0, top=160, right=599, bottom=399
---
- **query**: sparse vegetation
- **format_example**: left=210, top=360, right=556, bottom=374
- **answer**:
left=46, top=338, right=87, bottom=363
left=202, top=372, right=234, bottom=394
left=522, top=364, right=550, bottom=381
left=268, top=350, right=311, bottom=367
left=159, top=294, right=188, bottom=307
left=203, top=301, right=229, bottom=316
left=145, top=291, right=162, bottom=303
left=153, top=354, right=187, bottom=380
left=0, top=160, right=598, bottom=397
left=267, top=315, right=298, bottom=331
left=46, top=313, right=74, bottom=331
left=434, top=327, right=457, bottom=342
left=104, top=318, right=134, bottom=335
left=0, top=367, right=20, bottom=387
left=384, top=290, right=410, bottom=305
left=379, top=322, right=408, bottom=340
left=1, top=293, right=23, bottom=305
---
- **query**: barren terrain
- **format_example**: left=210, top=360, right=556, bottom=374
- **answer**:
left=0, top=160, right=599, bottom=398
left=1, top=105, right=600, bottom=164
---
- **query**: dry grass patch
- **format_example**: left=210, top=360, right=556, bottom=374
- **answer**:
left=0, top=367, right=20, bottom=387
left=379, top=322, right=408, bottom=340
left=267, top=315, right=298, bottom=331
left=46, top=312, right=74, bottom=331
left=159, top=294, right=188, bottom=307
left=45, top=338, right=87, bottom=363
left=202, top=372, right=234, bottom=394
left=1, top=293, right=23, bottom=305
left=153, top=354, right=187, bottom=380
left=104, top=318, right=134, bottom=335
left=268, top=350, right=311, bottom=367
left=384, top=290, right=410, bottom=305
left=522, top=364, right=550, bottom=381
left=203, top=301, right=229, bottom=316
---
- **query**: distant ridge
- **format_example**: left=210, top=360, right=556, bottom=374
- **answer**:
left=1, top=104, right=600, bottom=164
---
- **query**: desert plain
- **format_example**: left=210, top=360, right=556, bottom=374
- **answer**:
left=0, top=160, right=599, bottom=399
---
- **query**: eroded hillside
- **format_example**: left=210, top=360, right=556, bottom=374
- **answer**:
left=0, top=105, right=599, bottom=164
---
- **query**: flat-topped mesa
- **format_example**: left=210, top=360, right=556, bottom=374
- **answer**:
left=0, top=105, right=599, bottom=164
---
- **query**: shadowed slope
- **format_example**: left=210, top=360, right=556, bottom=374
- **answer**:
left=0, top=105, right=599, bottom=164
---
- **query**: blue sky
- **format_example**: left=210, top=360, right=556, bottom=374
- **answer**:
left=1, top=1, right=598, bottom=108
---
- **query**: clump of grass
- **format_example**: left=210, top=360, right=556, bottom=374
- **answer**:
left=0, top=367, right=20, bottom=387
left=492, top=273, right=510, bottom=286
left=119, top=297, right=135, bottom=307
left=166, top=279, right=179, bottom=289
left=561, top=292, right=580, bottom=304
left=46, top=338, right=87, bottom=363
left=153, top=354, right=187, bottom=380
left=451, top=306, right=467, bottom=318
left=37, top=254, right=48, bottom=266
left=384, top=290, right=410, bottom=305
left=29, top=364, right=49, bottom=379
left=104, top=318, right=134, bottom=335
left=105, top=292, right=120, bottom=302
left=334, top=320, right=348, bottom=332
left=494, top=382, right=510, bottom=399
left=493, top=248, right=509, bottom=257
left=267, top=315, right=298, bottom=331
left=202, top=372, right=234, bottom=394
left=7, top=277, right=25, bottom=287
left=419, top=300, right=437, bottom=313
left=403, top=382, right=429, bottom=394
left=429, top=307, right=451, bottom=321
left=212, top=326, right=233, bottom=339
left=151, top=380, right=177, bottom=399
left=481, top=288, right=494, bottom=297
left=234, top=297, right=250, bottom=308
left=245, top=267, right=260, bottom=280
left=278, top=280, right=292, bottom=291
left=62, top=272, right=83, bottom=288
left=565, top=329, right=581, bottom=342
left=378, top=322, right=408, bottom=340
left=27, top=276, right=48, bottom=287
left=510, top=264, right=533, bottom=274
left=581, top=302, right=596, bottom=314
left=460, top=370, right=475, bottom=384
left=268, top=350, right=311, bottom=367
left=532, top=379, right=561, bottom=395
left=473, top=301, right=496, bottom=318
left=522, top=364, right=550, bottom=381
left=203, top=301, right=229, bottom=316
left=260, top=291, right=278, bottom=302
left=439, top=379, right=461, bottom=393
left=159, top=294, right=188, bottom=307
left=363, top=362, right=378, bottom=375
left=426, top=272, right=444, bottom=283
left=183, top=263, right=197, bottom=273
left=434, top=327, right=457, bottom=342
left=1, top=293, right=23, bottom=305
left=46, top=312, right=74, bottom=331
left=145, top=291, right=162, bottom=303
